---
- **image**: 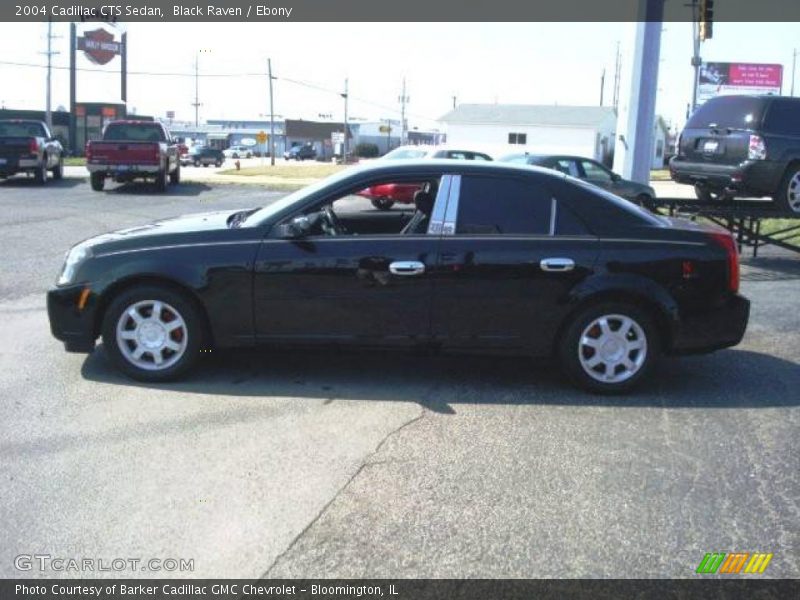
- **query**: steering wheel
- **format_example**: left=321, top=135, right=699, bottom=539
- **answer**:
left=322, top=206, right=346, bottom=236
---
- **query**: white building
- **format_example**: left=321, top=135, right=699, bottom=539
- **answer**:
left=438, top=104, right=618, bottom=163
left=651, top=116, right=669, bottom=169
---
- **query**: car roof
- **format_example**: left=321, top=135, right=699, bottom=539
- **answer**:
left=349, top=158, right=566, bottom=180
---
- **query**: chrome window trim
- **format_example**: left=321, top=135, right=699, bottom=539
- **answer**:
left=427, top=174, right=452, bottom=235
left=442, top=175, right=461, bottom=236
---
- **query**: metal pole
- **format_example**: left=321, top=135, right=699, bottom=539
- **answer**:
left=45, top=21, right=52, bottom=130
left=400, top=77, right=407, bottom=145
left=792, top=49, right=797, bottom=97
left=69, top=23, right=76, bottom=154
left=691, top=0, right=701, bottom=111
left=342, top=78, right=349, bottom=161
left=600, top=68, right=605, bottom=106
left=268, top=58, right=275, bottom=166
left=194, top=53, right=199, bottom=127
left=121, top=32, right=127, bottom=108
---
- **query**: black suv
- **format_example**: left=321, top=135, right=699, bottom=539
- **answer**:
left=670, top=95, right=800, bottom=214
left=182, top=147, right=224, bottom=167
left=284, top=145, right=317, bottom=161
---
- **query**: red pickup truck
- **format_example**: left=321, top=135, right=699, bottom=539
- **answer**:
left=85, top=120, right=180, bottom=192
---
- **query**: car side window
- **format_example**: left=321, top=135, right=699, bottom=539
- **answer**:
left=764, top=99, right=800, bottom=136
left=580, top=160, right=613, bottom=183
left=556, top=202, right=592, bottom=235
left=554, top=159, right=580, bottom=177
left=456, top=176, right=551, bottom=235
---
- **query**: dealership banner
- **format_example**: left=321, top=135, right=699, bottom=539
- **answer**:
left=3, top=579, right=800, bottom=600
left=697, top=62, right=783, bottom=105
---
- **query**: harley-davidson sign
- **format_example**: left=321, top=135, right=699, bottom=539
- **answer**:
left=77, top=28, right=121, bottom=65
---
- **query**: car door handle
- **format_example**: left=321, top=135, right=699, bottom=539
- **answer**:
left=389, top=261, right=426, bottom=276
left=540, top=258, right=575, bottom=272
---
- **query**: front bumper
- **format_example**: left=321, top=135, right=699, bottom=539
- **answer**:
left=670, top=293, right=750, bottom=355
left=47, top=284, right=98, bottom=353
left=669, top=157, right=784, bottom=197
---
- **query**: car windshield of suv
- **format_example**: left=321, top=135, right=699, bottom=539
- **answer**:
left=104, top=124, right=166, bottom=142
left=383, top=148, right=429, bottom=159
left=685, top=96, right=766, bottom=130
left=0, top=122, right=47, bottom=137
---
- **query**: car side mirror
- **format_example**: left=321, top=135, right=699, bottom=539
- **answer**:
left=611, top=172, right=621, bottom=182
left=277, top=215, right=312, bottom=239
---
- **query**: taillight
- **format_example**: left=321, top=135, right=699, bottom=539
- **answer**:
left=85, top=142, right=92, bottom=161
left=28, top=138, right=39, bottom=154
left=154, top=147, right=161, bottom=161
left=709, top=232, right=740, bottom=293
left=748, top=134, right=766, bottom=160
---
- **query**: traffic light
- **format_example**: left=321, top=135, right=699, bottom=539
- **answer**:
left=699, top=0, right=714, bottom=41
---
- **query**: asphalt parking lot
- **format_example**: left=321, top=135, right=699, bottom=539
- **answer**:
left=0, top=175, right=798, bottom=578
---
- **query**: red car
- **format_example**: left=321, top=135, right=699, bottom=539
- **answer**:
left=357, top=182, right=424, bottom=210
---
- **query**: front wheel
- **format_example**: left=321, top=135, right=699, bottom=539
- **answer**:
left=101, top=286, right=206, bottom=382
left=774, top=163, right=800, bottom=215
left=52, top=156, right=64, bottom=180
left=34, top=159, right=47, bottom=184
left=558, top=302, right=659, bottom=394
left=154, top=168, right=168, bottom=191
left=169, top=163, right=181, bottom=185
left=371, top=197, right=395, bottom=210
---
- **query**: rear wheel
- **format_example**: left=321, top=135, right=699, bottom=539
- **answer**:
left=34, top=159, right=47, bottom=184
left=694, top=184, right=731, bottom=202
left=154, top=167, right=168, bottom=191
left=52, top=156, right=64, bottom=180
left=90, top=172, right=105, bottom=191
left=774, top=163, right=800, bottom=215
left=102, top=285, right=205, bottom=382
left=559, top=302, right=659, bottom=394
left=371, top=197, right=395, bottom=211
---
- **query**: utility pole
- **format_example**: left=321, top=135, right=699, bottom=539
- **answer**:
left=792, top=48, right=798, bottom=97
left=612, top=41, right=621, bottom=111
left=600, top=68, right=606, bottom=106
left=399, top=78, right=409, bottom=145
left=690, top=0, right=702, bottom=111
left=41, top=20, right=60, bottom=131
left=452, top=95, right=457, bottom=109
left=341, top=78, right=349, bottom=161
left=191, top=49, right=210, bottom=127
left=268, top=58, right=276, bottom=166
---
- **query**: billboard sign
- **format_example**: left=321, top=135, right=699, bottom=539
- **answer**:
left=77, top=28, right=121, bottom=65
left=697, top=62, right=783, bottom=104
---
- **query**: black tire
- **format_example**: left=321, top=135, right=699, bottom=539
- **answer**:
left=101, top=285, right=206, bottom=382
left=694, top=184, right=732, bottom=202
left=52, top=155, right=64, bottom=180
left=194, top=159, right=201, bottom=167
left=773, top=162, right=800, bottom=215
left=34, top=159, right=47, bottom=184
left=371, top=197, right=395, bottom=210
left=154, top=167, right=167, bottom=192
left=635, top=193, right=655, bottom=212
left=215, top=160, right=222, bottom=168
left=558, top=301, right=660, bottom=394
left=90, top=172, right=105, bottom=191
left=169, top=162, right=181, bottom=185
left=232, top=153, right=239, bottom=159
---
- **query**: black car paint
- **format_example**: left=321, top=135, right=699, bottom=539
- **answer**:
left=0, top=120, right=63, bottom=179
left=48, top=161, right=749, bottom=360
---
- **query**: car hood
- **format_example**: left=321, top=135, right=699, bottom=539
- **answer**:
left=78, top=210, right=250, bottom=250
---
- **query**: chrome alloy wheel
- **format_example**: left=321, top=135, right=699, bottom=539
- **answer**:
left=115, top=300, right=188, bottom=371
left=787, top=170, right=800, bottom=213
left=578, top=314, right=647, bottom=383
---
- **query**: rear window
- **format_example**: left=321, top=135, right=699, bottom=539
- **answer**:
left=103, top=123, right=166, bottom=142
left=685, top=96, right=766, bottom=130
left=383, top=148, right=428, bottom=159
left=0, top=122, right=47, bottom=137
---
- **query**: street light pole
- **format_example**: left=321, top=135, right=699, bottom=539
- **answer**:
left=341, top=78, right=349, bottom=161
left=792, top=48, right=797, bottom=97
left=268, top=58, right=276, bottom=166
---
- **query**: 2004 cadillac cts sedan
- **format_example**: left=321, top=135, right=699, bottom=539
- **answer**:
left=48, top=160, right=750, bottom=393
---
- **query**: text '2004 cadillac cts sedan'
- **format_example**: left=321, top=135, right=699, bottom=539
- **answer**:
left=48, top=161, right=750, bottom=393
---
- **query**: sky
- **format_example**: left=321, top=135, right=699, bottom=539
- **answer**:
left=0, top=21, right=796, bottom=133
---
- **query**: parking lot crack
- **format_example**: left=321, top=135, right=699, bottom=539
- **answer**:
left=260, top=409, right=426, bottom=577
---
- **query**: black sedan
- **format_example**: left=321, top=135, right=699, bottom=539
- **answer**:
left=498, top=153, right=656, bottom=206
left=48, top=161, right=749, bottom=393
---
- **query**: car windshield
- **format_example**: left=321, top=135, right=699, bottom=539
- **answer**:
left=383, top=147, right=429, bottom=159
left=0, top=122, right=47, bottom=137
left=685, top=96, right=766, bottom=129
left=242, top=167, right=359, bottom=226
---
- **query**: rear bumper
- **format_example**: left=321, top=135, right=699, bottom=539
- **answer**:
left=47, top=284, right=98, bottom=353
left=0, top=157, right=39, bottom=174
left=87, top=163, right=161, bottom=175
left=670, top=294, right=750, bottom=355
left=669, top=157, right=784, bottom=197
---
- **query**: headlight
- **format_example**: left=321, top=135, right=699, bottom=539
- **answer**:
left=57, top=244, right=93, bottom=286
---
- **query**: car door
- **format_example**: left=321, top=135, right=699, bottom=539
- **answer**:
left=251, top=178, right=447, bottom=345
left=429, top=173, right=599, bottom=354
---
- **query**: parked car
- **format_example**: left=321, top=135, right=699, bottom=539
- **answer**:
left=85, top=120, right=180, bottom=192
left=223, top=145, right=253, bottom=159
left=499, top=154, right=656, bottom=206
left=670, top=95, right=800, bottom=214
left=182, top=147, right=224, bottom=167
left=47, top=160, right=748, bottom=393
left=284, top=145, right=317, bottom=161
left=0, top=119, right=64, bottom=184
left=356, top=182, right=426, bottom=210
left=382, top=145, right=493, bottom=161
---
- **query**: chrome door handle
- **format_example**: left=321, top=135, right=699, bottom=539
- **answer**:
left=540, top=258, right=575, bottom=272
left=389, top=261, right=426, bottom=276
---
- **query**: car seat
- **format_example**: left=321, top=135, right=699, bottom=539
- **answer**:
left=401, top=190, right=435, bottom=234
